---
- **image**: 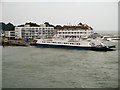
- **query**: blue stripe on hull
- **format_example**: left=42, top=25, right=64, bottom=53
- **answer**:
left=35, top=44, right=92, bottom=50
left=32, top=43, right=114, bottom=51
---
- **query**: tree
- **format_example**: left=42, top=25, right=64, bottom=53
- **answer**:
left=0, top=22, right=6, bottom=31
left=5, top=23, right=15, bottom=31
left=78, top=22, right=83, bottom=25
left=44, top=22, right=54, bottom=27
left=56, top=25, right=62, bottom=27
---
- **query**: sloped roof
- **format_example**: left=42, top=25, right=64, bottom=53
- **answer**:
left=55, top=25, right=93, bottom=30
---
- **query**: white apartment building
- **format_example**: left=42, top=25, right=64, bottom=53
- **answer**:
left=5, top=31, right=15, bottom=39
left=55, top=25, right=94, bottom=40
left=15, top=24, right=54, bottom=39
left=0, top=30, right=4, bottom=37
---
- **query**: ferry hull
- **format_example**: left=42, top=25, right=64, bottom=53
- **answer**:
left=31, top=43, right=115, bottom=51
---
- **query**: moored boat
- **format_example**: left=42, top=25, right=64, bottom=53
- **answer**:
left=31, top=38, right=116, bottom=51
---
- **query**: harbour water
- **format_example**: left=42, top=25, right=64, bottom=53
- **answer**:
left=2, top=32, right=119, bottom=88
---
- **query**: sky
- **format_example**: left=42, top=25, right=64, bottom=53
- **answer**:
left=0, top=0, right=118, bottom=31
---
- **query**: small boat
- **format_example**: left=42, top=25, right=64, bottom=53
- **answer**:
left=31, top=38, right=116, bottom=51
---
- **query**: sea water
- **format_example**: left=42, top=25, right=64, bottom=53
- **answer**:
left=2, top=32, right=118, bottom=88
